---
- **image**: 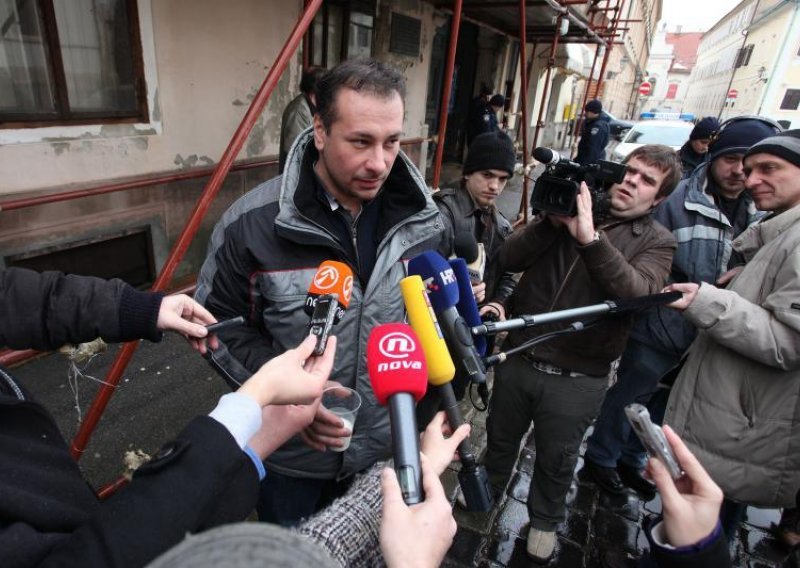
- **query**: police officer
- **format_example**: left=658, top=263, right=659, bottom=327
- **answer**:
left=575, top=99, right=610, bottom=166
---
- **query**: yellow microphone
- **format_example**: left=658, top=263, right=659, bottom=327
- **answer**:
left=399, top=275, right=455, bottom=386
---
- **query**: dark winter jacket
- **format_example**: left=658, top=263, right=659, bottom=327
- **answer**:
left=500, top=214, right=675, bottom=376
left=195, top=129, right=444, bottom=480
left=678, top=141, right=704, bottom=180
left=466, top=97, right=498, bottom=145
left=0, top=268, right=258, bottom=568
left=435, top=186, right=517, bottom=306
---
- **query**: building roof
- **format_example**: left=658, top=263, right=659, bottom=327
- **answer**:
left=665, top=32, right=702, bottom=72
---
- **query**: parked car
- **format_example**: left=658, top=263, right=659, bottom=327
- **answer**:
left=610, top=120, right=693, bottom=162
left=602, top=110, right=634, bottom=137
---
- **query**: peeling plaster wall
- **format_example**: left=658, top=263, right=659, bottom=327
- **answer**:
left=0, top=0, right=302, bottom=196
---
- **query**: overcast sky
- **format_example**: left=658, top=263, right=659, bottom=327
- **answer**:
left=658, top=0, right=743, bottom=32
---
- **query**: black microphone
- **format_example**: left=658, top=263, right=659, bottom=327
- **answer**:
left=472, top=292, right=683, bottom=336
left=533, top=146, right=581, bottom=170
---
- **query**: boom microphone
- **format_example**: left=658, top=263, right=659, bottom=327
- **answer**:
left=304, top=260, right=354, bottom=323
left=453, top=232, right=485, bottom=283
left=409, top=251, right=487, bottom=386
left=472, top=291, right=684, bottom=336
left=367, top=323, right=428, bottom=505
left=533, top=146, right=581, bottom=170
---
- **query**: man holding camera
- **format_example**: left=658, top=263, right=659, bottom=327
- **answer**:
left=484, top=145, right=680, bottom=562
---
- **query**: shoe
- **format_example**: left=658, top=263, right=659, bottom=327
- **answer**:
left=617, top=463, right=657, bottom=499
left=526, top=527, right=556, bottom=562
left=583, top=459, right=626, bottom=495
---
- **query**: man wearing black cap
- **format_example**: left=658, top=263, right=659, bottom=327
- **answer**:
left=663, top=129, right=800, bottom=536
left=435, top=131, right=517, bottom=320
left=679, top=116, right=720, bottom=179
left=583, top=117, right=780, bottom=507
left=575, top=99, right=610, bottom=166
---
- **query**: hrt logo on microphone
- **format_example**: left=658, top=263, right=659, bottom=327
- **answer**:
left=440, top=268, right=456, bottom=285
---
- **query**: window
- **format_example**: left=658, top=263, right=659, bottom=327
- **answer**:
left=781, top=89, right=800, bottom=111
left=735, top=44, right=754, bottom=68
left=665, top=83, right=678, bottom=99
left=0, top=0, right=146, bottom=127
left=309, top=1, right=374, bottom=68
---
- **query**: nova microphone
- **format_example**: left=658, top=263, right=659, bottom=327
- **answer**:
left=533, top=146, right=581, bottom=170
left=367, top=323, right=428, bottom=505
left=472, top=292, right=684, bottom=336
left=400, top=269, right=493, bottom=512
left=453, top=232, right=485, bottom=283
left=304, top=260, right=354, bottom=323
left=305, top=261, right=354, bottom=354
left=409, top=251, right=487, bottom=386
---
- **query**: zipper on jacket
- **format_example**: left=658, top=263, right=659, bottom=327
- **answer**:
left=548, top=256, right=580, bottom=313
left=0, top=367, right=25, bottom=401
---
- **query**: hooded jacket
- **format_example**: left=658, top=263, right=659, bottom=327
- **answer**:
left=629, top=163, right=761, bottom=357
left=665, top=202, right=800, bottom=508
left=196, top=129, right=444, bottom=479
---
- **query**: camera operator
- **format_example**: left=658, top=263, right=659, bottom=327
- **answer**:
left=484, top=145, right=681, bottom=562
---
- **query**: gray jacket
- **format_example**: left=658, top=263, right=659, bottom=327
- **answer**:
left=196, top=130, right=444, bottom=479
left=629, top=163, right=760, bottom=356
left=665, top=202, right=800, bottom=507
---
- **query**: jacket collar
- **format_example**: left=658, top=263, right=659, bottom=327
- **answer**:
left=734, top=201, right=800, bottom=260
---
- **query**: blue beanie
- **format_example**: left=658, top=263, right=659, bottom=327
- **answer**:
left=690, top=117, right=720, bottom=140
left=707, top=118, right=780, bottom=162
left=585, top=99, right=602, bottom=113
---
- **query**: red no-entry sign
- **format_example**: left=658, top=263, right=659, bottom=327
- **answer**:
left=639, top=82, right=652, bottom=96
left=728, top=88, right=739, bottom=99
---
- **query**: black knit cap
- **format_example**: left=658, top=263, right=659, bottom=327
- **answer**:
left=744, top=129, right=800, bottom=169
left=464, top=132, right=516, bottom=176
left=690, top=116, right=720, bottom=140
left=585, top=99, right=602, bottom=113
left=707, top=117, right=780, bottom=162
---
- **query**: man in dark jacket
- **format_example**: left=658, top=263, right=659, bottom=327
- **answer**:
left=0, top=267, right=335, bottom=568
left=435, top=131, right=517, bottom=320
left=575, top=99, right=610, bottom=166
left=196, top=59, right=444, bottom=526
left=678, top=117, right=719, bottom=179
left=278, top=66, right=325, bottom=173
left=466, top=90, right=504, bottom=146
left=485, top=145, right=680, bottom=562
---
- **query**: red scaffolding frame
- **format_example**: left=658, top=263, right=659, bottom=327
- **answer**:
left=2, top=0, right=630, bottom=491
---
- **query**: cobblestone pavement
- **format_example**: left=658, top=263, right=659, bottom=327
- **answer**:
left=441, top=396, right=793, bottom=567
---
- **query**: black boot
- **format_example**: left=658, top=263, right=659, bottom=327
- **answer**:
left=617, top=463, right=656, bottom=499
left=583, top=459, right=626, bottom=495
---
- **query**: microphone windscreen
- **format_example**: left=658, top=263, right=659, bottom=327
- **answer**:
left=305, top=261, right=354, bottom=315
left=449, top=258, right=487, bottom=356
left=533, top=146, right=557, bottom=164
left=367, top=323, right=428, bottom=405
left=453, top=232, right=480, bottom=264
left=408, top=251, right=459, bottom=314
left=400, top=275, right=455, bottom=386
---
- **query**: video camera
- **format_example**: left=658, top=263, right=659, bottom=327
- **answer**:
left=530, top=147, right=627, bottom=224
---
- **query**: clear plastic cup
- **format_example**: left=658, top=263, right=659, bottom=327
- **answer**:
left=321, top=386, right=362, bottom=452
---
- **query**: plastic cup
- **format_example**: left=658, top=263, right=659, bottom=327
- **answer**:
left=321, top=386, right=362, bottom=452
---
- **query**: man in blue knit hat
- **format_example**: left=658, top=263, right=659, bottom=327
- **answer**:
left=679, top=116, right=720, bottom=179
left=583, top=116, right=781, bottom=510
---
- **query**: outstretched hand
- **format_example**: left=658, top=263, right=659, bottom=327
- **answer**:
left=663, top=282, right=701, bottom=311
left=647, top=425, right=723, bottom=547
left=420, top=411, right=470, bottom=476
left=380, top=455, right=457, bottom=568
left=238, top=335, right=336, bottom=407
left=156, top=294, right=218, bottom=354
left=549, top=182, right=596, bottom=245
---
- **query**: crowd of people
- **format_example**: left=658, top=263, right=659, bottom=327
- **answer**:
left=2, top=57, right=800, bottom=567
